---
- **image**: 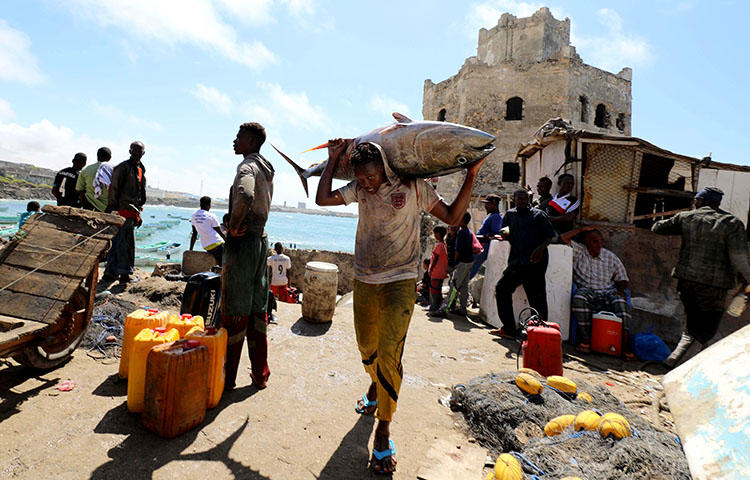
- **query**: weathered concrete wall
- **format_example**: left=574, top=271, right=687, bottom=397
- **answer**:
left=423, top=7, right=632, bottom=199
left=284, top=249, right=354, bottom=295
left=478, top=8, right=570, bottom=65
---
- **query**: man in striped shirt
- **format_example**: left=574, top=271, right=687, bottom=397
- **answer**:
left=558, top=226, right=630, bottom=353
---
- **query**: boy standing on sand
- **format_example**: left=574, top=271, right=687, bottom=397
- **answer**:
left=428, top=226, right=448, bottom=315
left=316, top=139, right=484, bottom=475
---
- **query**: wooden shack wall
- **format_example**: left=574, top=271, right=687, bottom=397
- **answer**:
left=697, top=168, right=750, bottom=226
left=521, top=141, right=581, bottom=199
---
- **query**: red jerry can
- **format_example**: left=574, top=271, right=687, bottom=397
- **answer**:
left=522, top=322, right=563, bottom=377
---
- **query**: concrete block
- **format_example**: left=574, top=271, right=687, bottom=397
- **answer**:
left=479, top=241, right=572, bottom=340
left=182, top=250, right=217, bottom=276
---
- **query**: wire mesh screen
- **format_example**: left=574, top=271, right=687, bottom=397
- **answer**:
left=582, top=144, right=634, bottom=223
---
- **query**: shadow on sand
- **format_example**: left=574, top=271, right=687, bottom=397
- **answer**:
left=89, top=383, right=268, bottom=479
left=318, top=413, right=376, bottom=479
left=0, top=363, right=60, bottom=423
left=291, top=317, right=332, bottom=337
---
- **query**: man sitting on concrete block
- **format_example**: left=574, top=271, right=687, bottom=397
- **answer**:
left=558, top=226, right=631, bottom=354
left=190, top=195, right=226, bottom=266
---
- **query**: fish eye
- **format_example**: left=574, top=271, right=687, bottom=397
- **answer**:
left=457, top=155, right=467, bottom=165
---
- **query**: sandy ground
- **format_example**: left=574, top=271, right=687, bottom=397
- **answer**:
left=0, top=284, right=673, bottom=480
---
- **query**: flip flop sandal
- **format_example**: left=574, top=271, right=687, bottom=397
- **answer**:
left=371, top=439, right=397, bottom=475
left=354, top=393, right=377, bottom=415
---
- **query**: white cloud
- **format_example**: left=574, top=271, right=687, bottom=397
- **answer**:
left=242, top=82, right=331, bottom=131
left=66, top=0, right=276, bottom=70
left=92, top=100, right=163, bottom=131
left=215, top=0, right=318, bottom=25
left=281, top=0, right=316, bottom=18
left=0, top=19, right=44, bottom=84
left=572, top=8, right=654, bottom=72
left=0, top=98, right=14, bottom=121
left=368, top=95, right=412, bottom=118
left=465, top=1, right=566, bottom=37
left=0, top=119, right=130, bottom=171
left=215, top=0, right=275, bottom=26
left=190, top=84, right=232, bottom=114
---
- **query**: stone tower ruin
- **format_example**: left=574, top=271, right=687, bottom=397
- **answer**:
left=423, top=7, right=632, bottom=197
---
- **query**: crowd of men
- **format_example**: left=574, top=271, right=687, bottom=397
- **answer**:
left=45, top=122, right=750, bottom=476
left=439, top=178, right=749, bottom=370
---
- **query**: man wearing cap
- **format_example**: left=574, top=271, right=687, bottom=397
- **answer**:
left=652, top=187, right=750, bottom=367
left=52, top=153, right=87, bottom=207
left=469, top=193, right=503, bottom=279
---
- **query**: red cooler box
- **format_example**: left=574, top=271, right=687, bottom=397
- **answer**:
left=591, top=311, right=622, bottom=356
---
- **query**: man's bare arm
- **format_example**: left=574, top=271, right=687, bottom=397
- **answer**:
left=315, top=139, right=347, bottom=207
left=428, top=158, right=486, bottom=225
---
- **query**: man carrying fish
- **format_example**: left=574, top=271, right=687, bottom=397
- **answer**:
left=316, top=130, right=488, bottom=474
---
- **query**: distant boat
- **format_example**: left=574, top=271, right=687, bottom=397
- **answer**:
left=157, top=219, right=180, bottom=227
left=0, top=225, right=18, bottom=238
left=137, top=241, right=181, bottom=253
left=0, top=206, right=8, bottom=211
left=167, top=213, right=190, bottom=220
left=0, top=214, right=20, bottom=224
left=134, top=255, right=163, bottom=266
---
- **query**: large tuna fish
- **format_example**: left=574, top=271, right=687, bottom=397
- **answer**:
left=273, top=113, right=495, bottom=196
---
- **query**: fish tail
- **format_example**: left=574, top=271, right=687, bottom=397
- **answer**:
left=271, top=144, right=309, bottom=197
left=301, top=142, right=329, bottom=154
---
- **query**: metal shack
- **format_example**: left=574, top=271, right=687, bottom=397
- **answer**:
left=513, top=119, right=750, bottom=345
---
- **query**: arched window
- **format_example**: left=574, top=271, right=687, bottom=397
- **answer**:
left=437, top=108, right=446, bottom=121
left=616, top=113, right=625, bottom=132
left=594, top=104, right=609, bottom=128
left=505, top=97, right=523, bottom=121
left=579, top=96, right=588, bottom=123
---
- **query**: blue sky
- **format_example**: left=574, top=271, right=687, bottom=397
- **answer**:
left=0, top=1, right=746, bottom=210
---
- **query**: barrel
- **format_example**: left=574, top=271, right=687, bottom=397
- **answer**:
left=301, top=261, right=339, bottom=323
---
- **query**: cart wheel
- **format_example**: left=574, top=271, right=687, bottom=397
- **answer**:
left=12, top=328, right=85, bottom=369
left=14, top=283, right=91, bottom=370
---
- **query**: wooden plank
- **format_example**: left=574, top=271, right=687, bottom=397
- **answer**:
left=0, top=314, right=25, bottom=331
left=18, top=224, right=110, bottom=252
left=0, top=291, right=66, bottom=324
left=622, top=186, right=696, bottom=198
left=21, top=216, right=119, bottom=242
left=632, top=207, right=692, bottom=221
left=40, top=204, right=126, bottom=226
left=3, top=244, right=99, bottom=278
left=0, top=319, right=49, bottom=355
left=0, top=266, right=84, bottom=301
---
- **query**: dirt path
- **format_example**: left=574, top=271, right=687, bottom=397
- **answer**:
left=0, top=297, right=671, bottom=479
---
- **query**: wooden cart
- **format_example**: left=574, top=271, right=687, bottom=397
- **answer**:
left=0, top=205, right=124, bottom=369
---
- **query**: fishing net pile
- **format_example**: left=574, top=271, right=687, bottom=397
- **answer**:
left=451, top=371, right=690, bottom=479
left=81, top=297, right=136, bottom=359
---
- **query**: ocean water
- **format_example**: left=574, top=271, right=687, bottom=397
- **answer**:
left=0, top=200, right=357, bottom=264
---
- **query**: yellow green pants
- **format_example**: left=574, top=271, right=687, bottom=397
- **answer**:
left=353, top=278, right=416, bottom=421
